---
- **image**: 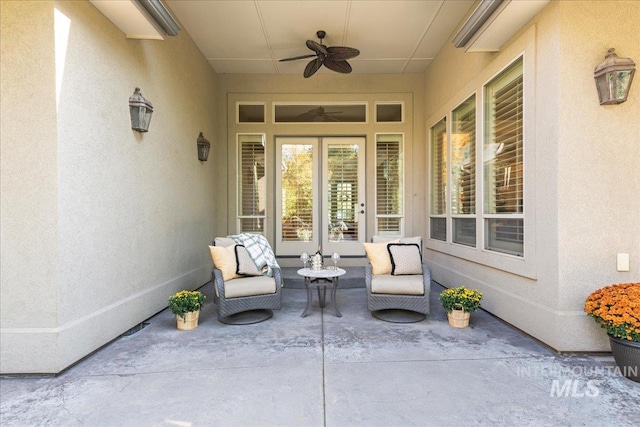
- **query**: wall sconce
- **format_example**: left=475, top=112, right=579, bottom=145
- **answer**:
left=594, top=48, right=636, bottom=105
left=197, top=132, right=210, bottom=161
left=129, top=87, right=154, bottom=132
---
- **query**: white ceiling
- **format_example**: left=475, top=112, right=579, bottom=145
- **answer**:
left=164, top=0, right=476, bottom=75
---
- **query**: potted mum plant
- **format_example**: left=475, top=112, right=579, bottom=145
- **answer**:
left=585, top=282, right=640, bottom=382
left=440, top=286, right=483, bottom=328
left=168, top=290, right=205, bottom=330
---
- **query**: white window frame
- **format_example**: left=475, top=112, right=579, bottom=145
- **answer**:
left=237, top=133, right=267, bottom=235
left=374, top=133, right=405, bottom=236
left=425, top=32, right=537, bottom=280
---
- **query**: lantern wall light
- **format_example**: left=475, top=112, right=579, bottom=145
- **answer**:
left=129, top=87, right=154, bottom=132
left=197, top=132, right=211, bottom=161
left=594, top=48, right=636, bottom=105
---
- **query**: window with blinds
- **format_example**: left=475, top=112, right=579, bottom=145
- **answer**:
left=430, top=118, right=447, bottom=241
left=484, top=57, right=524, bottom=256
left=451, top=95, right=476, bottom=247
left=238, top=135, right=266, bottom=233
left=327, top=144, right=359, bottom=242
left=375, top=134, right=403, bottom=235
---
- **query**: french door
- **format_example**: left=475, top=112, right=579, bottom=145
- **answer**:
left=275, top=136, right=366, bottom=256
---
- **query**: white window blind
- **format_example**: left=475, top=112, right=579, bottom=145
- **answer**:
left=238, top=135, right=266, bottom=233
left=451, top=95, right=476, bottom=247
left=430, top=118, right=447, bottom=241
left=327, top=144, right=359, bottom=242
left=484, top=58, right=524, bottom=256
left=376, top=135, right=403, bottom=235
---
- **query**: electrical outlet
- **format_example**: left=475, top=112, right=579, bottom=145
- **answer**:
left=617, top=253, right=630, bottom=272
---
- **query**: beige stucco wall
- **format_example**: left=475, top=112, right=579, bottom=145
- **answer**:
left=1, top=0, right=218, bottom=373
left=423, top=0, right=639, bottom=351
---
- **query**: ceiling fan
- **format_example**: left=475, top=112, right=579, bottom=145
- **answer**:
left=279, top=30, right=360, bottom=78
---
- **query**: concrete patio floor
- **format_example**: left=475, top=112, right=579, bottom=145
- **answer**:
left=1, top=280, right=639, bottom=426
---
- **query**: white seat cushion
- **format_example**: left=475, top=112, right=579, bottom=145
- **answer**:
left=371, top=274, right=424, bottom=295
left=223, top=276, right=276, bottom=298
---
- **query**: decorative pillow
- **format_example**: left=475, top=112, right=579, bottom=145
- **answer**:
left=235, top=245, right=263, bottom=276
left=387, top=243, right=422, bottom=275
left=399, top=236, right=422, bottom=252
left=209, top=245, right=240, bottom=281
left=363, top=240, right=399, bottom=275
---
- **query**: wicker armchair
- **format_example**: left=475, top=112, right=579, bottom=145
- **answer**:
left=210, top=237, right=282, bottom=324
left=364, top=236, right=431, bottom=322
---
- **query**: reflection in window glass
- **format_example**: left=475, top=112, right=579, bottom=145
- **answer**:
left=238, top=135, right=266, bottom=233
left=238, top=104, right=265, bottom=123
left=484, top=57, right=524, bottom=256
left=274, top=104, right=366, bottom=123
left=376, top=103, right=402, bottom=122
left=451, top=95, right=476, bottom=247
left=430, top=118, right=447, bottom=241
left=281, top=144, right=314, bottom=241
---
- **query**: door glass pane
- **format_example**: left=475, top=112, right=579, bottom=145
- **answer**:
left=327, top=144, right=359, bottom=242
left=281, top=144, right=314, bottom=241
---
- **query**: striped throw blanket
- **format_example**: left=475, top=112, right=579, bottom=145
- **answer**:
left=229, top=233, right=280, bottom=276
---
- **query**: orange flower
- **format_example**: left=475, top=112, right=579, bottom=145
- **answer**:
left=585, top=283, right=640, bottom=341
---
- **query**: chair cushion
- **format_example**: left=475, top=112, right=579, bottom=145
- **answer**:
left=371, top=274, right=424, bottom=295
left=223, top=275, right=276, bottom=298
left=214, top=237, right=236, bottom=247
left=388, top=243, right=422, bottom=275
left=209, top=245, right=240, bottom=281
left=235, top=245, right=263, bottom=276
left=363, top=240, right=399, bottom=275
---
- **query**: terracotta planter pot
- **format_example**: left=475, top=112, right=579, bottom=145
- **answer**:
left=447, top=309, right=470, bottom=328
left=609, top=335, right=640, bottom=382
left=176, top=310, right=200, bottom=331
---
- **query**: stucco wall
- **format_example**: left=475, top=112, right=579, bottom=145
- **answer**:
left=423, top=0, right=639, bottom=351
left=0, top=0, right=60, bottom=373
left=1, top=0, right=218, bottom=373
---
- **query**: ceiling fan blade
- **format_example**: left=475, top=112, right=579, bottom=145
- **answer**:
left=304, top=57, right=323, bottom=78
left=279, top=54, right=317, bottom=62
left=306, top=40, right=328, bottom=55
left=327, top=46, right=360, bottom=61
left=323, top=58, right=352, bottom=74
